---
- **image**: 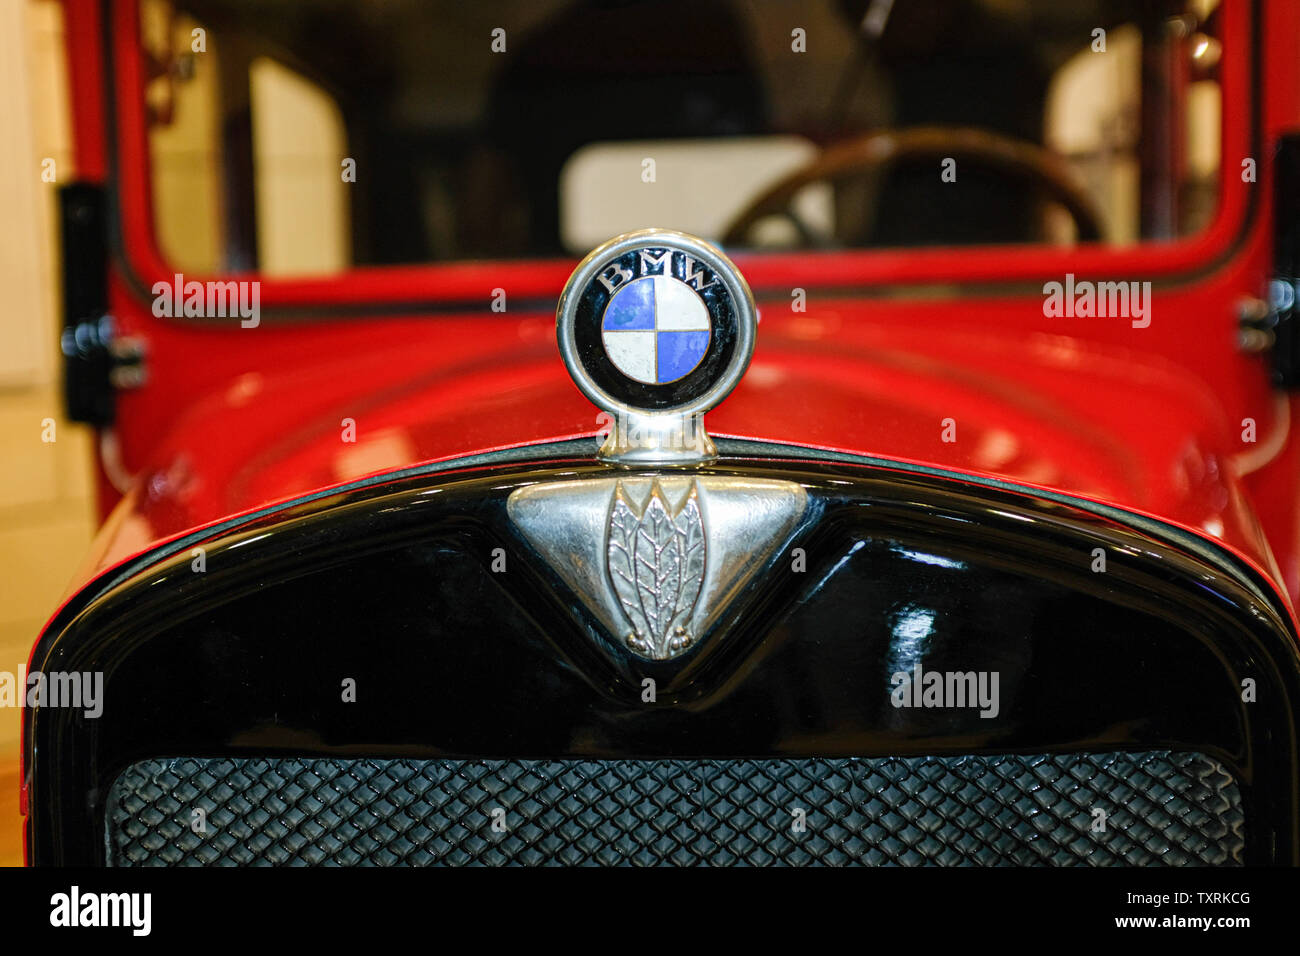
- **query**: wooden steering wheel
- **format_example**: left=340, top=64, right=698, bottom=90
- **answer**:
left=721, top=126, right=1105, bottom=248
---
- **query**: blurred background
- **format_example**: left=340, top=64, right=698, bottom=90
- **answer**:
left=0, top=0, right=94, bottom=867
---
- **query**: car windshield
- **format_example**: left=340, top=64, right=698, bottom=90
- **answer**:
left=140, top=0, right=1224, bottom=277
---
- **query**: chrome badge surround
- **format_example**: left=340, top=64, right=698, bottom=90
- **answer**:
left=556, top=229, right=757, bottom=466
left=508, top=475, right=806, bottom=661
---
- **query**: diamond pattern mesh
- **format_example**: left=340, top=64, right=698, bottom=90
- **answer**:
left=105, top=752, right=1244, bottom=866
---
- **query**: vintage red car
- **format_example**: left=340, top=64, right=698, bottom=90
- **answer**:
left=24, top=0, right=1300, bottom=867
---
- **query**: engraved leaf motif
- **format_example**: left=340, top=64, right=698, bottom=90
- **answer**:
left=671, top=487, right=705, bottom=632
left=606, top=481, right=707, bottom=659
left=633, top=489, right=681, bottom=646
left=607, top=485, right=649, bottom=642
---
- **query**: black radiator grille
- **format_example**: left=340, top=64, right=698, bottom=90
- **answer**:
left=105, top=751, right=1244, bottom=866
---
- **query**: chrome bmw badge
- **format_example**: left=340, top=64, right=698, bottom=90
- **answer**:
left=556, top=229, right=757, bottom=465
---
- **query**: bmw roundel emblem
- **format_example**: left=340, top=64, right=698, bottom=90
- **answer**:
left=556, top=229, right=757, bottom=429
left=601, top=273, right=711, bottom=385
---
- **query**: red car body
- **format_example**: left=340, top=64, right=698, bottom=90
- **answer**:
left=54, top=0, right=1300, bottom=607
left=25, top=0, right=1300, bottom=864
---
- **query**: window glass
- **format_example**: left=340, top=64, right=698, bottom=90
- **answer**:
left=140, top=0, right=1225, bottom=277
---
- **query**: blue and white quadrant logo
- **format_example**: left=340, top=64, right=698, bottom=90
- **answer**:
left=601, top=276, right=711, bottom=385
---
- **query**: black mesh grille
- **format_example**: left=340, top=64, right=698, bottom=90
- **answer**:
left=105, top=752, right=1244, bottom=866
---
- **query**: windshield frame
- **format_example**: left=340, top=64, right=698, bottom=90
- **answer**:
left=91, top=0, right=1260, bottom=319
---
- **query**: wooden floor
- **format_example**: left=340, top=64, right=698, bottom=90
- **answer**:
left=0, top=516, right=91, bottom=869
left=0, top=663, right=25, bottom=866
left=0, top=764, right=19, bottom=866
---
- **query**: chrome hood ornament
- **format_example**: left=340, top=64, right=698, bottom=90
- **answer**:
left=512, top=230, right=796, bottom=663
left=509, top=475, right=805, bottom=662
left=555, top=228, right=757, bottom=465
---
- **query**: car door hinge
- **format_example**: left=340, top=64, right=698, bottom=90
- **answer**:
left=1266, top=135, right=1300, bottom=386
left=59, top=183, right=146, bottom=426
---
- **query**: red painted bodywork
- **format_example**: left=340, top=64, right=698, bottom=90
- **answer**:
left=48, top=0, right=1300, bottom=620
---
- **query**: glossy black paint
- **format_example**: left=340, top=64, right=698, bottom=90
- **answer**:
left=25, top=453, right=1300, bottom=864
